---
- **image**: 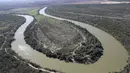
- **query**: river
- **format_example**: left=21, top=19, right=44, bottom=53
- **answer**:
left=11, top=7, right=128, bottom=73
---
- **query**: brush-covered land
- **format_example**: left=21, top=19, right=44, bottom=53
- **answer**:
left=24, top=8, right=103, bottom=64
left=45, top=4, right=130, bottom=73
left=0, top=14, right=49, bottom=73
left=46, top=4, right=130, bottom=53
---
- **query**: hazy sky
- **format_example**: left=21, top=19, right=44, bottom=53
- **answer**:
left=0, top=0, right=47, bottom=2
left=0, top=0, right=97, bottom=1
left=0, top=0, right=110, bottom=2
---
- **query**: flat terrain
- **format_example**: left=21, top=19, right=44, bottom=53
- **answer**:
left=45, top=4, right=130, bottom=73
left=0, top=14, right=49, bottom=73
left=24, top=8, right=103, bottom=64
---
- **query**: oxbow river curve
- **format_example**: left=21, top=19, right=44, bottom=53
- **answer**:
left=11, top=7, right=128, bottom=73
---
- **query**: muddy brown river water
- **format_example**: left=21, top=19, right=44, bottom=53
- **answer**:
left=11, top=7, right=128, bottom=73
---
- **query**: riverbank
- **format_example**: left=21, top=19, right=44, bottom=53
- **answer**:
left=0, top=14, right=47, bottom=73
left=12, top=15, right=63, bottom=73
left=45, top=4, right=130, bottom=73
left=24, top=7, right=103, bottom=64
left=46, top=4, right=130, bottom=54
left=40, top=6, right=128, bottom=73
left=5, top=7, right=128, bottom=73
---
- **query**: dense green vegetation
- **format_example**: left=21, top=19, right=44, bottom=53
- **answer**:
left=0, top=14, right=48, bottom=73
left=45, top=4, right=130, bottom=73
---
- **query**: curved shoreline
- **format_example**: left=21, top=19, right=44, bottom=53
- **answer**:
left=24, top=15, right=104, bottom=64
left=11, top=15, right=62, bottom=73
left=39, top=7, right=128, bottom=73
left=10, top=7, right=129, bottom=73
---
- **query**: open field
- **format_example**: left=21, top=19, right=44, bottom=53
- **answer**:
left=45, top=4, right=130, bottom=73
left=0, top=14, right=49, bottom=73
